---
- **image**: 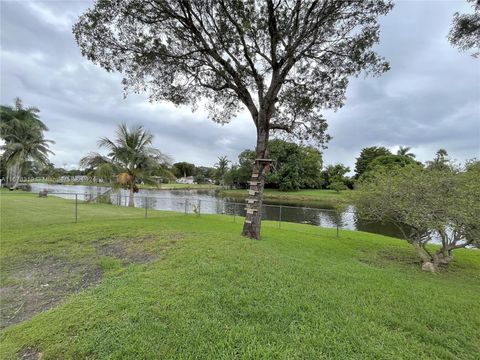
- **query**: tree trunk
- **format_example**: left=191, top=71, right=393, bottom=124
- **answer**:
left=433, top=248, right=453, bottom=267
left=7, top=163, right=21, bottom=189
left=128, top=186, right=135, bottom=207
left=413, top=242, right=437, bottom=272
left=242, top=126, right=269, bottom=240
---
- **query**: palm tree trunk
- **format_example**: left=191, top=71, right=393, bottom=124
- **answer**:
left=128, top=185, right=135, bottom=207
left=7, top=163, right=21, bottom=189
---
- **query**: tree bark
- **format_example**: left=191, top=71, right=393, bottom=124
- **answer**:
left=433, top=248, right=453, bottom=267
left=413, top=242, right=435, bottom=268
left=128, top=186, right=135, bottom=207
left=242, top=125, right=269, bottom=239
left=7, top=163, right=21, bottom=189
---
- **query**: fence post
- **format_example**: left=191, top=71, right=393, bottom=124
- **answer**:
left=197, top=199, right=201, bottom=216
left=336, top=212, right=339, bottom=238
left=75, top=194, right=78, bottom=223
left=144, top=197, right=148, bottom=219
left=279, top=205, right=282, bottom=228
left=185, top=199, right=188, bottom=215
left=233, top=202, right=236, bottom=223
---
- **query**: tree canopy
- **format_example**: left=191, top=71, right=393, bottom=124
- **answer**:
left=0, top=98, right=54, bottom=188
left=396, top=146, right=415, bottom=158
left=355, top=164, right=480, bottom=271
left=322, top=163, right=351, bottom=192
left=360, top=154, right=421, bottom=180
left=354, top=146, right=391, bottom=179
left=172, top=162, right=196, bottom=178
left=80, top=124, right=168, bottom=206
left=74, top=0, right=393, bottom=239
left=448, top=0, right=480, bottom=57
left=74, top=1, right=392, bottom=145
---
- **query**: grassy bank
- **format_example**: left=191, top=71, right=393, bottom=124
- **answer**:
left=1, top=193, right=479, bottom=359
left=220, top=188, right=350, bottom=205
left=25, top=180, right=219, bottom=190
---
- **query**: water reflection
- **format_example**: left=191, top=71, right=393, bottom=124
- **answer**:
left=28, top=183, right=406, bottom=240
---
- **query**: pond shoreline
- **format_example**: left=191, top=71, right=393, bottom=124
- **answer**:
left=24, top=181, right=351, bottom=205
left=22, top=183, right=412, bottom=241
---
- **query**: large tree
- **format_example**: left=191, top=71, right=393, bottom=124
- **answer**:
left=172, top=162, right=196, bottom=178
left=267, top=139, right=323, bottom=191
left=354, top=146, right=391, bottom=179
left=74, top=0, right=393, bottom=239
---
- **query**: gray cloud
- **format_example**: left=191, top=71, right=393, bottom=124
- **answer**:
left=1, top=0, right=479, bottom=171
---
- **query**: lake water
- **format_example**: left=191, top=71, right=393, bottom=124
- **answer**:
left=28, top=183, right=406, bottom=239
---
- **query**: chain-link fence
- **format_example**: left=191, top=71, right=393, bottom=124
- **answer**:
left=2, top=190, right=357, bottom=237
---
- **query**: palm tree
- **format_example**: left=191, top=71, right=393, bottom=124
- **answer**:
left=426, top=149, right=451, bottom=171
left=215, top=155, right=230, bottom=186
left=1, top=98, right=54, bottom=188
left=397, top=146, right=416, bottom=158
left=1, top=119, right=55, bottom=188
left=0, top=98, right=48, bottom=136
left=81, top=124, right=168, bottom=206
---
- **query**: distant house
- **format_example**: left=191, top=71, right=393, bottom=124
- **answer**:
left=152, top=176, right=163, bottom=184
left=59, top=175, right=89, bottom=183
left=175, top=176, right=196, bottom=184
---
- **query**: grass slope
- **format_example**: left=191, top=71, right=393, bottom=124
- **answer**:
left=1, top=192, right=479, bottom=359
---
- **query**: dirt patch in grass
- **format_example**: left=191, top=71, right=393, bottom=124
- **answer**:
left=357, top=248, right=421, bottom=269
left=18, top=346, right=43, bottom=359
left=93, top=233, right=183, bottom=265
left=0, top=256, right=103, bottom=329
left=1, top=233, right=183, bottom=329
left=95, top=241, right=157, bottom=264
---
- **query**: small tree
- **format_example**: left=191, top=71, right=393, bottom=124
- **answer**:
left=80, top=124, right=168, bottom=206
left=355, top=165, right=479, bottom=271
left=74, top=0, right=393, bottom=239
left=327, top=182, right=346, bottom=193
left=215, top=155, right=230, bottom=186
left=322, top=163, right=350, bottom=190
left=225, top=150, right=256, bottom=189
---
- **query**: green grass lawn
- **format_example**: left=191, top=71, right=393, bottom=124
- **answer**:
left=220, top=188, right=350, bottom=205
left=1, top=192, right=479, bottom=359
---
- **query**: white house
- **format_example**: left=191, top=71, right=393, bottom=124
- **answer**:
left=175, top=176, right=196, bottom=184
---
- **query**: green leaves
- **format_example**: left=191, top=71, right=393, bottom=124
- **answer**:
left=355, top=163, right=480, bottom=267
left=81, top=124, right=168, bottom=190
left=0, top=98, right=54, bottom=187
left=73, top=0, right=393, bottom=145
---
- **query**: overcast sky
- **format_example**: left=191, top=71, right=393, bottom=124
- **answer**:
left=1, top=0, right=479, bottom=171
